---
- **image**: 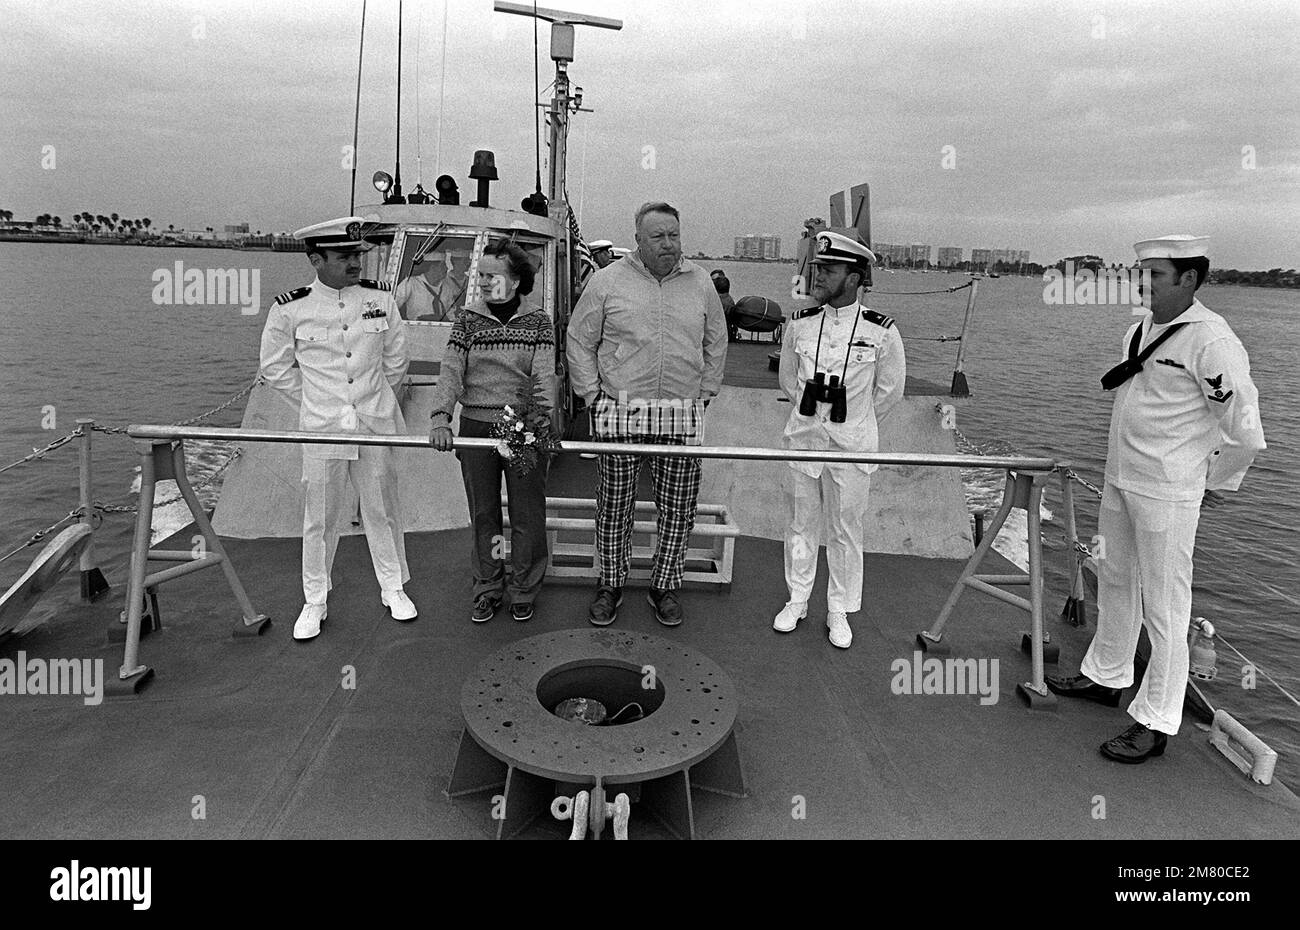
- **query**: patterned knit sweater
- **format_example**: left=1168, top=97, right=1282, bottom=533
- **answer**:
left=429, top=296, right=556, bottom=426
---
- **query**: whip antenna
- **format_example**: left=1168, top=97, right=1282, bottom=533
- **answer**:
left=533, top=2, right=542, bottom=198
left=348, top=0, right=367, bottom=213
left=393, top=0, right=403, bottom=201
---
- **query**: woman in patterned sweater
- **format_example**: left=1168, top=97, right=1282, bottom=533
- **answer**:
left=429, top=242, right=555, bottom=622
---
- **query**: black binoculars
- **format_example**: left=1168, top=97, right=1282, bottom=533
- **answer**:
left=798, top=372, right=848, bottom=422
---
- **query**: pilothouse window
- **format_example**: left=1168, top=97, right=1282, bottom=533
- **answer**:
left=394, top=234, right=476, bottom=321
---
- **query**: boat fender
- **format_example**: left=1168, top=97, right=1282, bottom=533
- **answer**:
left=358, top=279, right=392, bottom=291
left=273, top=286, right=311, bottom=305
left=861, top=308, right=894, bottom=329
left=792, top=305, right=823, bottom=321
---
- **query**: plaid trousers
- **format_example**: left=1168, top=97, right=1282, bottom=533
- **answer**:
left=595, top=433, right=701, bottom=590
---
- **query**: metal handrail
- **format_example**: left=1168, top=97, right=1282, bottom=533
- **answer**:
left=126, top=424, right=1058, bottom=471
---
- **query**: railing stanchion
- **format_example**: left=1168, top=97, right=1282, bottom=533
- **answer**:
left=76, top=418, right=111, bottom=602
left=950, top=279, right=978, bottom=397
left=1059, top=468, right=1087, bottom=627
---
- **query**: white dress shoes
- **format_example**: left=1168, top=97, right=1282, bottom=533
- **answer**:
left=294, top=604, right=327, bottom=641
left=827, top=611, right=852, bottom=649
left=773, top=601, right=808, bottom=633
left=382, top=589, right=418, bottom=622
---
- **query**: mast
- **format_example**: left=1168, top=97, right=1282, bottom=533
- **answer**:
left=494, top=2, right=622, bottom=210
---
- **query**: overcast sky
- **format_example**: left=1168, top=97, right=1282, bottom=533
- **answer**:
left=3, top=0, right=1297, bottom=268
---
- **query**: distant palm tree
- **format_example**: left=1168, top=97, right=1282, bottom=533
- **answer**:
left=143, top=218, right=152, bottom=231
left=53, top=216, right=62, bottom=228
left=110, top=212, right=119, bottom=227
left=167, top=224, right=175, bottom=232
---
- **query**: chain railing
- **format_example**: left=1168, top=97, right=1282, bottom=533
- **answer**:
left=0, top=381, right=257, bottom=572
left=0, top=430, right=84, bottom=474
left=936, top=405, right=1299, bottom=713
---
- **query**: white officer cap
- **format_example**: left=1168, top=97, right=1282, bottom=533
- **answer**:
left=588, top=239, right=614, bottom=251
left=292, top=216, right=374, bottom=252
left=1133, top=235, right=1209, bottom=261
left=810, top=230, right=877, bottom=268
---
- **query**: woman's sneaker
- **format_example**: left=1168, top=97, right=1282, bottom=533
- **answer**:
left=511, top=602, right=534, bottom=622
left=472, top=594, right=501, bottom=623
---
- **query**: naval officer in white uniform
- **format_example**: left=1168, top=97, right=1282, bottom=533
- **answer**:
left=1048, top=235, right=1266, bottom=762
left=775, top=231, right=906, bottom=648
left=259, top=217, right=417, bottom=640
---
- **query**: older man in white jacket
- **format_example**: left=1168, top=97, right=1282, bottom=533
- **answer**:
left=1048, top=235, right=1266, bottom=763
left=259, top=217, right=415, bottom=641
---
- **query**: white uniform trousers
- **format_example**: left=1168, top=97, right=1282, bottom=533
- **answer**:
left=301, top=447, right=410, bottom=605
left=1080, top=484, right=1201, bottom=736
left=784, top=467, right=871, bottom=613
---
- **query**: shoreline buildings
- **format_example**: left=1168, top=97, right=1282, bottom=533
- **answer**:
left=733, top=234, right=781, bottom=260
left=873, top=242, right=1032, bottom=270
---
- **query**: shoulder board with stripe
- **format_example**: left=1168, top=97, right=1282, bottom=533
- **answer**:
left=358, top=279, right=391, bottom=291
left=861, top=308, right=894, bottom=329
left=792, top=305, right=824, bottom=320
left=274, top=286, right=311, bottom=305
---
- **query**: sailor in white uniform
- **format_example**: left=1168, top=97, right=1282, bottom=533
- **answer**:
left=775, top=231, right=906, bottom=648
left=1048, top=235, right=1266, bottom=762
left=588, top=239, right=616, bottom=269
left=259, top=217, right=417, bottom=640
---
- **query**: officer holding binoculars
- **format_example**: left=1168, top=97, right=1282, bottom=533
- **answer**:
left=775, top=231, right=906, bottom=648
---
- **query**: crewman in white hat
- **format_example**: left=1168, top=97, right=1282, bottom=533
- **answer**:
left=588, top=240, right=616, bottom=268
left=1048, top=235, right=1266, bottom=762
left=259, top=216, right=417, bottom=640
left=774, top=231, right=906, bottom=648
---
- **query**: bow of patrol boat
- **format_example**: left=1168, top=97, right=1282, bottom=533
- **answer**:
left=1, top=340, right=1296, bottom=840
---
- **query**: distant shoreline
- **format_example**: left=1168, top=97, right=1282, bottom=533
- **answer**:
left=3, top=236, right=1294, bottom=286
left=0, top=232, right=297, bottom=253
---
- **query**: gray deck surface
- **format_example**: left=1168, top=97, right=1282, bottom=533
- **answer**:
left=2, top=455, right=1297, bottom=839
left=2, top=351, right=1294, bottom=840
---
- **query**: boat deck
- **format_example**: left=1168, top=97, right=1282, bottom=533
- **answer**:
left=2, top=445, right=1297, bottom=839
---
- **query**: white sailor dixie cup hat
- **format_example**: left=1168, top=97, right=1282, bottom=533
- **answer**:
left=292, top=216, right=374, bottom=252
left=810, top=231, right=877, bottom=268
left=1133, top=234, right=1209, bottom=261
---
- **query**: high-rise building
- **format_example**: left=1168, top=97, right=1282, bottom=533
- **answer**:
left=909, top=243, right=931, bottom=265
left=733, top=233, right=781, bottom=260
left=937, top=246, right=962, bottom=267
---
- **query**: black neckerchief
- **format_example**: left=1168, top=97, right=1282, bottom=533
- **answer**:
left=1101, top=320, right=1190, bottom=390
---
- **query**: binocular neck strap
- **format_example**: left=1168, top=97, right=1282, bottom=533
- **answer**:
left=811, top=306, right=864, bottom=382
left=813, top=314, right=826, bottom=374
left=839, top=310, right=863, bottom=383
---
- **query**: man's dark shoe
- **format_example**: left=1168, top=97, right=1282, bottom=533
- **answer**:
left=471, top=594, right=501, bottom=623
left=588, top=586, right=622, bottom=627
left=511, top=602, right=534, bottom=623
left=647, top=587, right=684, bottom=627
left=1044, top=673, right=1122, bottom=707
left=1100, top=722, right=1167, bottom=764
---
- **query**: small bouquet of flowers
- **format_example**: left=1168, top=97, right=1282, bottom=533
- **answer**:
left=491, top=400, right=559, bottom=475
